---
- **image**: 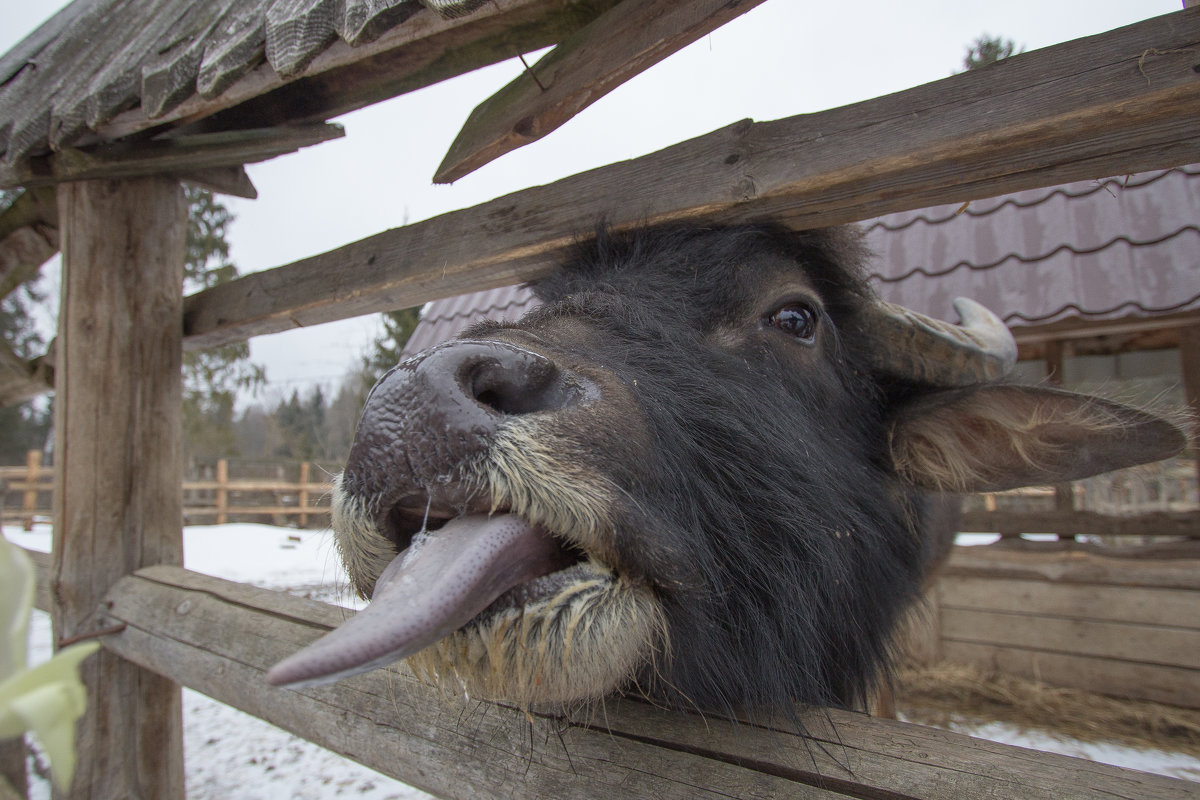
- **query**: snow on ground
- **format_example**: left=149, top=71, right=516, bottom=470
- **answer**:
left=6, top=521, right=1199, bottom=796
left=8, top=522, right=429, bottom=800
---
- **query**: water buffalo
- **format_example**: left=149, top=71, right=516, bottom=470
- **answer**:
left=268, top=223, right=1185, bottom=716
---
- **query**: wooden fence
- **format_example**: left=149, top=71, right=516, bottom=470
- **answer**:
left=0, top=454, right=335, bottom=529
left=906, top=544, right=1200, bottom=710
left=8, top=6, right=1200, bottom=797
left=13, top=548, right=1193, bottom=800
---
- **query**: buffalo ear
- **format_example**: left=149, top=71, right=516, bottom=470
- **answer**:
left=889, top=384, right=1186, bottom=493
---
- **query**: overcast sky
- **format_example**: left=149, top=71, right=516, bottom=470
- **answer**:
left=1, top=0, right=1183, bottom=405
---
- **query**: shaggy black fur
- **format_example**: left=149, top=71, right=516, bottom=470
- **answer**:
left=523, top=225, right=929, bottom=715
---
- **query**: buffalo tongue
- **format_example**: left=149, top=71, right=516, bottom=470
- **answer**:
left=267, top=513, right=568, bottom=689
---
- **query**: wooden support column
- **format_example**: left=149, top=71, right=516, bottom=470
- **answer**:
left=1044, top=341, right=1076, bottom=517
left=297, top=461, right=310, bottom=528
left=53, top=177, right=187, bottom=799
left=22, top=448, right=41, bottom=531
left=1180, top=325, right=1200, bottom=494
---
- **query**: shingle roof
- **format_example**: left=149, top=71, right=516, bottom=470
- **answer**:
left=0, top=0, right=505, bottom=171
left=400, top=164, right=1200, bottom=355
left=403, top=285, right=537, bottom=356
left=863, top=165, right=1200, bottom=328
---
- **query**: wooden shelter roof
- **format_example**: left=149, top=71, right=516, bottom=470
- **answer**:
left=0, top=0, right=764, bottom=191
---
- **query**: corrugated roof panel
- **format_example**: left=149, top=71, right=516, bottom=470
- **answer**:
left=402, top=285, right=536, bottom=355
left=865, top=165, right=1200, bottom=328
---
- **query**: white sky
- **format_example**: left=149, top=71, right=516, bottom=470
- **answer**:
left=0, top=0, right=1184, bottom=405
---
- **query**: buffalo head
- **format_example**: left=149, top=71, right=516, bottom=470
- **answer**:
left=269, top=224, right=1184, bottom=714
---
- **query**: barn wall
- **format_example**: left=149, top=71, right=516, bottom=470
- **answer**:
left=912, top=545, right=1200, bottom=709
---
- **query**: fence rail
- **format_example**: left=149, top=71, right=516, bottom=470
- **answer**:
left=0, top=454, right=334, bottom=528
left=17, top=548, right=1194, bottom=800
left=906, top=544, right=1200, bottom=710
left=6, top=452, right=1199, bottom=543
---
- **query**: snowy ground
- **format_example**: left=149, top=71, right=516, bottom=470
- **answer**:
left=6, top=522, right=1199, bottom=797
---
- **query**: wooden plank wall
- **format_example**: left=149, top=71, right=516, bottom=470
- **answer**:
left=921, top=546, right=1200, bottom=709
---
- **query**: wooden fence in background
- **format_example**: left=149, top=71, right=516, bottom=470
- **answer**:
left=903, top=544, right=1200, bottom=710
left=5, top=452, right=1198, bottom=540
left=0, top=453, right=335, bottom=529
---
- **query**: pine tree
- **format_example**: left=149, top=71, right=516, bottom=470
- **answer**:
left=961, top=35, right=1021, bottom=72
left=0, top=188, right=52, bottom=462
left=182, top=187, right=265, bottom=467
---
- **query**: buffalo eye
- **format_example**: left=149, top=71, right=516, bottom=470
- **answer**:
left=767, top=302, right=819, bottom=342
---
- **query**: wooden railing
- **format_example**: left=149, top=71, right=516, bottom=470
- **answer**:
left=16, top=548, right=1193, bottom=800
left=0, top=454, right=334, bottom=528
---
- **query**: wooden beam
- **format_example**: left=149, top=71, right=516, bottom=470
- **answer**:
left=176, top=165, right=259, bottom=199
left=53, top=177, right=188, bottom=799
left=92, top=0, right=622, bottom=144
left=0, top=336, right=52, bottom=407
left=959, top=509, right=1200, bottom=539
left=183, top=9, right=1200, bottom=349
left=2, top=124, right=342, bottom=190
left=435, top=0, right=769, bottom=183
left=1180, top=325, right=1200, bottom=491
left=93, top=565, right=1193, bottom=800
left=0, top=186, right=58, bottom=297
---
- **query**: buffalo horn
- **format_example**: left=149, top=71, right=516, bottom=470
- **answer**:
left=862, top=297, right=1017, bottom=386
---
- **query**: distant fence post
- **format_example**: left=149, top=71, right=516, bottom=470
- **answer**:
left=298, top=461, right=310, bottom=528
left=22, top=449, right=41, bottom=531
left=216, top=459, right=228, bottom=525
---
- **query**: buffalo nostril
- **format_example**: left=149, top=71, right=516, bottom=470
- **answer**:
left=464, top=350, right=579, bottom=416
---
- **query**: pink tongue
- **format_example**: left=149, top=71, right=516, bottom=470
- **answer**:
left=267, top=513, right=567, bottom=689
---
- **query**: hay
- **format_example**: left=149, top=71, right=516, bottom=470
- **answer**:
left=894, top=662, right=1200, bottom=757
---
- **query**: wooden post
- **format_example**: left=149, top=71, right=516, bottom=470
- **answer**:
left=22, top=448, right=41, bottom=531
left=53, top=177, right=187, bottom=799
left=1180, top=326, right=1200, bottom=500
left=297, top=461, right=310, bottom=528
left=216, top=458, right=229, bottom=525
left=1044, top=341, right=1075, bottom=523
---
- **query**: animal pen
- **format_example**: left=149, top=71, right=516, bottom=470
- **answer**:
left=1, top=1, right=1199, bottom=797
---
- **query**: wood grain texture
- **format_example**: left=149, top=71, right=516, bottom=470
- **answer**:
left=53, top=177, right=188, bottom=800
left=0, top=185, right=58, bottom=295
left=940, top=546, right=1200, bottom=591
left=940, top=608, right=1200, bottom=670
left=93, top=565, right=1195, bottom=800
left=2, top=124, right=342, bottom=191
left=100, top=0, right=618, bottom=143
left=182, top=8, right=1200, bottom=349
left=435, top=0, right=769, bottom=183
left=938, top=576, right=1200, bottom=630
left=930, top=546, right=1200, bottom=708
left=941, top=641, right=1200, bottom=710
left=960, top=509, right=1200, bottom=539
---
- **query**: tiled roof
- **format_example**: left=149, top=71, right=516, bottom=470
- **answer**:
left=863, top=165, right=1200, bottom=329
left=400, top=164, right=1200, bottom=354
left=402, top=285, right=537, bottom=356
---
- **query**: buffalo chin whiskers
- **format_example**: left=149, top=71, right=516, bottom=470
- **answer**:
left=408, top=569, right=667, bottom=709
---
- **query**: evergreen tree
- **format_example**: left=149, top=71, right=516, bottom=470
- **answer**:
left=0, top=188, right=53, bottom=462
left=182, top=187, right=265, bottom=466
left=273, top=387, right=327, bottom=460
left=961, top=35, right=1021, bottom=72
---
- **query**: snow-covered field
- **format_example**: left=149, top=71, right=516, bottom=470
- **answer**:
left=6, top=522, right=1199, bottom=797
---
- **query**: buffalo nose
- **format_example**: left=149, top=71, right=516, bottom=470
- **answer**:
left=423, top=340, right=583, bottom=418
left=343, top=340, right=588, bottom=499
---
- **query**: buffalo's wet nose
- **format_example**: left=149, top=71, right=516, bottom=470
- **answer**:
left=455, top=342, right=581, bottom=416
left=342, top=341, right=588, bottom=502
